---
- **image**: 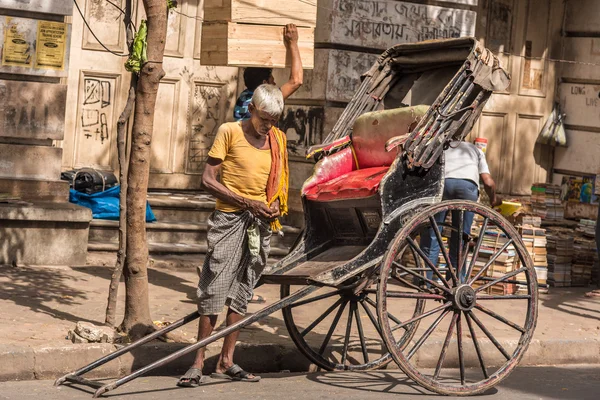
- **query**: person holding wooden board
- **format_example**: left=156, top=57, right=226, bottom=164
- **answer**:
left=233, top=24, right=303, bottom=121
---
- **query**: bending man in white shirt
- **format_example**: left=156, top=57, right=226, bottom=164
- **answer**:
left=420, top=140, right=501, bottom=282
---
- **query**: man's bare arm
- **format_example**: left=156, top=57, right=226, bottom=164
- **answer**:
left=480, top=173, right=501, bottom=207
left=202, top=157, right=274, bottom=219
left=280, top=24, right=303, bottom=100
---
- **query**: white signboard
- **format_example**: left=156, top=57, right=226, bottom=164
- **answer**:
left=327, top=0, right=477, bottom=50
left=560, top=82, right=600, bottom=129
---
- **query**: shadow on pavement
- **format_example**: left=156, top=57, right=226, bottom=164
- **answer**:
left=539, top=288, right=600, bottom=320
left=0, top=264, right=95, bottom=324
left=306, top=370, right=432, bottom=396
left=72, top=265, right=198, bottom=303
left=497, top=365, right=600, bottom=400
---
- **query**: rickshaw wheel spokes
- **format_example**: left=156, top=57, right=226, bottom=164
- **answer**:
left=281, top=278, right=424, bottom=371
left=377, top=200, right=538, bottom=396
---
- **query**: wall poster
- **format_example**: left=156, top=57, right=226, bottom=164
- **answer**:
left=1, top=17, right=34, bottom=67
left=35, top=21, right=67, bottom=70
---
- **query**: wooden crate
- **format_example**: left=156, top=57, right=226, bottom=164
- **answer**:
left=204, top=0, right=317, bottom=28
left=200, top=22, right=314, bottom=68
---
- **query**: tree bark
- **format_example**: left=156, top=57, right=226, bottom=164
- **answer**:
left=119, top=0, right=168, bottom=339
left=105, top=0, right=136, bottom=327
left=105, top=81, right=136, bottom=326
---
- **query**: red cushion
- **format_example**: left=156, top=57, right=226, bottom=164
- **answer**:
left=304, top=167, right=389, bottom=202
left=302, top=147, right=356, bottom=195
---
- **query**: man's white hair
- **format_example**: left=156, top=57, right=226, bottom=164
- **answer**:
left=252, top=84, right=284, bottom=117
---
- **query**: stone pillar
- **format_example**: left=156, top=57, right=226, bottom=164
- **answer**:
left=0, top=1, right=92, bottom=266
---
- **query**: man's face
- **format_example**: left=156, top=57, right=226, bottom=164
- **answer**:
left=249, top=104, right=279, bottom=136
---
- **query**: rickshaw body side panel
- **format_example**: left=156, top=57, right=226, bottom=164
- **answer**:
left=313, top=157, right=444, bottom=285
left=261, top=157, right=444, bottom=286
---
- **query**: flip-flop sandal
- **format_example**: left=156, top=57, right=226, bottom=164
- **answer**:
left=177, top=367, right=206, bottom=387
left=249, top=295, right=266, bottom=304
left=211, top=364, right=261, bottom=382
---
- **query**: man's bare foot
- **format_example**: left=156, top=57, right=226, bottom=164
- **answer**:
left=584, top=289, right=600, bottom=298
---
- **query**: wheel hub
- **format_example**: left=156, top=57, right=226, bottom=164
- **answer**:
left=453, top=284, right=476, bottom=311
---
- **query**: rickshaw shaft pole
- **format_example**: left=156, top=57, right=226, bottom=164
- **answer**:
left=93, top=285, right=318, bottom=398
left=54, top=312, right=200, bottom=386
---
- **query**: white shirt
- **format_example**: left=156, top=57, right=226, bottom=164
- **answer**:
left=444, top=141, right=490, bottom=185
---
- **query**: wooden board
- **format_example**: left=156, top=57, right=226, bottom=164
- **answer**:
left=204, top=0, right=317, bottom=28
left=201, top=22, right=314, bottom=68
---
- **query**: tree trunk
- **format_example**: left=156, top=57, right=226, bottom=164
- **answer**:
left=105, top=81, right=136, bottom=327
left=105, top=0, right=136, bottom=327
left=120, top=0, right=168, bottom=339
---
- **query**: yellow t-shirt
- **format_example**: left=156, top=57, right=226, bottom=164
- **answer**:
left=208, top=122, right=272, bottom=212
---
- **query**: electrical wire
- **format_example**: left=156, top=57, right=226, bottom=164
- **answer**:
left=74, top=0, right=128, bottom=57
left=104, top=0, right=125, bottom=15
left=104, top=0, right=137, bottom=31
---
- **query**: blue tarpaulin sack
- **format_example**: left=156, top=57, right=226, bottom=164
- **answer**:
left=69, top=185, right=157, bottom=222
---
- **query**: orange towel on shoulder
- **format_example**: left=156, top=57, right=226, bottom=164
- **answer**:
left=266, top=127, right=289, bottom=232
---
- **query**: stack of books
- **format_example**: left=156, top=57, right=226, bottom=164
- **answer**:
left=571, top=236, right=597, bottom=286
left=531, top=183, right=564, bottom=220
left=576, top=219, right=597, bottom=238
left=546, top=231, right=574, bottom=287
left=469, top=221, right=517, bottom=295
left=519, top=225, right=548, bottom=293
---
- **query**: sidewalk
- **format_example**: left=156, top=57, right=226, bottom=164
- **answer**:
left=1, top=254, right=599, bottom=382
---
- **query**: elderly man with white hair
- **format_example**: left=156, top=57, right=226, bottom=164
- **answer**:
left=178, top=84, right=289, bottom=387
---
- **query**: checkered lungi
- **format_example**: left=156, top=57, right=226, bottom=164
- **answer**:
left=197, top=210, right=271, bottom=316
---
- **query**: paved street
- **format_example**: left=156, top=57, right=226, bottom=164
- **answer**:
left=0, top=365, right=598, bottom=400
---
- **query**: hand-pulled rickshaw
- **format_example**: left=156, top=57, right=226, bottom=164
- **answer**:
left=56, top=37, right=538, bottom=397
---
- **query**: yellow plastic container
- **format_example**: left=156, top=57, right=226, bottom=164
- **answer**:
left=496, top=201, right=522, bottom=217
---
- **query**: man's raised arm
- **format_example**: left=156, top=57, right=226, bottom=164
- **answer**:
left=280, top=24, right=303, bottom=100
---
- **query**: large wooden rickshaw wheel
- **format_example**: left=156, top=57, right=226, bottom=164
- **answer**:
left=377, top=200, right=538, bottom=395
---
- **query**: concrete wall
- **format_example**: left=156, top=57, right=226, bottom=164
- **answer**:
left=554, top=0, right=600, bottom=178
left=0, top=4, right=71, bottom=199
left=0, top=1, right=92, bottom=266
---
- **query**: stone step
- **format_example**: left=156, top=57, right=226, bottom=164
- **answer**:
left=89, top=220, right=208, bottom=244
left=1, top=201, right=91, bottom=266
left=0, top=177, right=69, bottom=202
left=147, top=192, right=215, bottom=223
left=87, top=241, right=290, bottom=258
left=0, top=143, right=62, bottom=181
left=89, top=219, right=301, bottom=249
